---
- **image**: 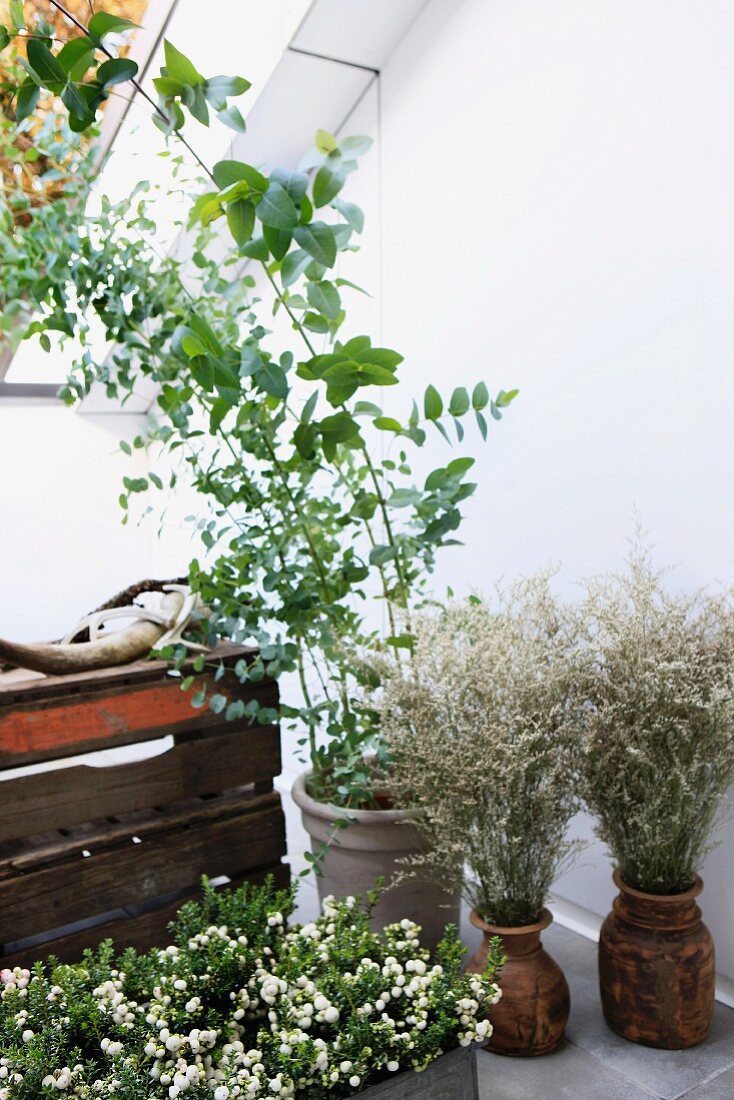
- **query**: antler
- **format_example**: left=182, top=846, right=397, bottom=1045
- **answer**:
left=0, top=588, right=207, bottom=676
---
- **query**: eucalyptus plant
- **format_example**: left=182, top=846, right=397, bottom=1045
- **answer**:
left=0, top=2, right=517, bottom=807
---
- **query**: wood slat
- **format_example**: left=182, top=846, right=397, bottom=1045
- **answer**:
left=0, top=863, right=290, bottom=970
left=0, top=788, right=276, bottom=874
left=0, top=669, right=277, bottom=769
left=0, top=643, right=255, bottom=704
left=0, top=793, right=286, bottom=942
left=0, top=724, right=280, bottom=842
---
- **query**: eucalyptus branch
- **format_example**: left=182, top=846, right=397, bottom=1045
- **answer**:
left=2, top=10, right=516, bottom=807
left=46, top=0, right=217, bottom=184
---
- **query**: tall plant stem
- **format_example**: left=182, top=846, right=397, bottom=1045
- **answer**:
left=266, top=265, right=410, bottom=632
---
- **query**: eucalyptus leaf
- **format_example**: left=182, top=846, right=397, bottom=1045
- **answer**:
left=315, top=127, right=337, bottom=154
left=424, top=384, right=443, bottom=420
left=213, top=160, right=266, bottom=192
left=256, top=181, right=298, bottom=230
left=204, top=74, right=251, bottom=108
left=98, top=58, right=139, bottom=90
left=294, top=222, right=337, bottom=267
left=226, top=199, right=255, bottom=247
left=307, top=280, right=341, bottom=320
left=15, top=80, right=40, bottom=122
left=163, top=39, right=201, bottom=85
left=217, top=105, right=246, bottom=132
left=313, top=162, right=346, bottom=207
left=26, top=39, right=65, bottom=87
left=281, top=249, right=311, bottom=287
left=9, top=0, right=24, bottom=32
left=88, top=12, right=138, bottom=43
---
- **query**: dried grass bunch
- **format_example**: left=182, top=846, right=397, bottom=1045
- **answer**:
left=370, top=574, right=584, bottom=927
left=578, top=547, right=734, bottom=895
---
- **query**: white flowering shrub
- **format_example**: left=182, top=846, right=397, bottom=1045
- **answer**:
left=0, top=879, right=502, bottom=1099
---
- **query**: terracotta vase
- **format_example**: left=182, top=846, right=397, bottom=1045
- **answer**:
left=465, top=907, right=569, bottom=1056
left=599, top=870, right=716, bottom=1049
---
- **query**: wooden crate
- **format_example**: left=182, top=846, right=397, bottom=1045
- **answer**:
left=0, top=644, right=288, bottom=968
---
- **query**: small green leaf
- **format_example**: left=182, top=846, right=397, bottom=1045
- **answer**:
left=26, top=39, right=65, bottom=86
left=217, top=105, right=246, bottom=132
left=9, top=0, right=24, bottom=32
left=373, top=416, right=402, bottom=432
left=0, top=27, right=9, bottom=50
left=293, top=422, right=317, bottom=458
left=188, top=83, right=210, bottom=125
left=281, top=249, right=311, bottom=287
left=332, top=197, right=364, bottom=233
left=472, top=381, right=489, bottom=410
left=213, top=160, right=267, bottom=191
left=315, top=127, right=337, bottom=154
left=226, top=199, right=255, bottom=246
left=476, top=410, right=488, bottom=440
left=313, top=161, right=346, bottom=207
left=15, top=80, right=40, bottom=122
left=339, top=134, right=373, bottom=157
left=258, top=362, right=288, bottom=399
left=204, top=74, right=251, bottom=108
left=353, top=400, right=383, bottom=418
left=303, top=312, right=330, bottom=334
left=424, top=384, right=443, bottom=420
left=388, top=488, right=421, bottom=508
left=257, top=181, right=298, bottom=229
left=262, top=224, right=292, bottom=261
left=369, top=544, right=398, bottom=566
left=496, top=387, right=520, bottom=407
left=61, top=81, right=93, bottom=123
left=242, top=236, right=270, bottom=261
left=307, top=280, right=341, bottom=320
left=56, top=37, right=96, bottom=80
left=88, top=12, right=138, bottom=43
left=153, top=75, right=184, bottom=96
left=163, top=39, right=201, bottom=85
left=294, top=222, right=337, bottom=267
left=449, top=386, right=470, bottom=417
left=181, top=334, right=207, bottom=357
left=97, top=57, right=139, bottom=90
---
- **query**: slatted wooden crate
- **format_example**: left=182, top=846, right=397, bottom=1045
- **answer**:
left=0, top=644, right=288, bottom=968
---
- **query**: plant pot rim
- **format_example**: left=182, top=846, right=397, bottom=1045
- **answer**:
left=291, top=770, right=417, bottom=825
left=469, top=906, right=553, bottom=936
left=612, top=868, right=703, bottom=902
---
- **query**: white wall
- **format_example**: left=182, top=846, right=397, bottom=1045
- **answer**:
left=371, top=0, right=734, bottom=994
left=0, top=408, right=154, bottom=640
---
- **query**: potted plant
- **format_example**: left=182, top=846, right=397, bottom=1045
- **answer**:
left=366, top=574, right=584, bottom=1056
left=0, top=877, right=504, bottom=1098
left=578, top=545, right=734, bottom=1049
left=0, top=5, right=517, bottom=941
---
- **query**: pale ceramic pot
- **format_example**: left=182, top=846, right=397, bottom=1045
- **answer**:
left=291, top=772, right=460, bottom=952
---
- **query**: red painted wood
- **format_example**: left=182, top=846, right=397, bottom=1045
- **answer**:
left=0, top=645, right=276, bottom=768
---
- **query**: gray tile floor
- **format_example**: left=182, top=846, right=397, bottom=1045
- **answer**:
left=281, top=784, right=734, bottom=1100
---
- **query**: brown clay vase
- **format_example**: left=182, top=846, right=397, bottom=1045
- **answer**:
left=465, top=907, right=570, bottom=1056
left=599, top=870, right=716, bottom=1049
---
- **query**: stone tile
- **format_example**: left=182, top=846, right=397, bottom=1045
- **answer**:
left=477, top=1043, right=658, bottom=1099
left=542, top=923, right=734, bottom=1100
left=681, top=1064, right=734, bottom=1098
